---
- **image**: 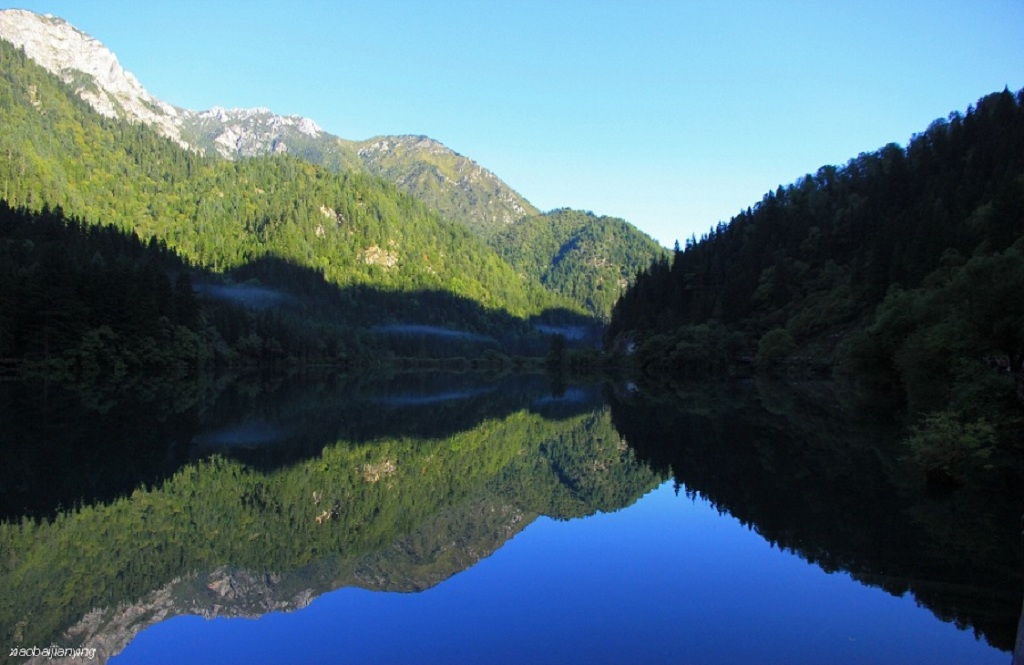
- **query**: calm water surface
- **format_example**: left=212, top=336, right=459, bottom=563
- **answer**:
left=0, top=373, right=1016, bottom=664
left=115, top=482, right=1005, bottom=665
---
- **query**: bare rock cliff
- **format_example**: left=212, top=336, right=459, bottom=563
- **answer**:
left=0, top=9, right=188, bottom=146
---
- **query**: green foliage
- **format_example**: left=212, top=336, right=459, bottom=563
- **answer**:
left=606, top=87, right=1024, bottom=479
left=632, top=323, right=745, bottom=378
left=490, top=208, right=667, bottom=319
left=845, top=244, right=1024, bottom=415
left=0, top=202, right=210, bottom=373
left=0, top=400, right=661, bottom=648
left=353, top=135, right=539, bottom=237
left=905, top=410, right=996, bottom=485
left=607, top=379, right=1022, bottom=651
left=755, top=328, right=796, bottom=374
left=608, top=88, right=1024, bottom=361
left=545, top=334, right=567, bottom=370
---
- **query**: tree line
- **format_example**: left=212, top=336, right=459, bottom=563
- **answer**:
left=606, top=87, right=1024, bottom=483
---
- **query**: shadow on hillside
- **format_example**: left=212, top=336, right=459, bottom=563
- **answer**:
left=220, top=254, right=603, bottom=354
left=0, top=211, right=610, bottom=518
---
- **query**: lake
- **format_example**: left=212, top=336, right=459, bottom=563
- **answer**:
left=0, top=372, right=1018, bottom=664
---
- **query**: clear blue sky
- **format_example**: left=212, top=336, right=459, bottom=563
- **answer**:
left=9, top=1, right=1024, bottom=247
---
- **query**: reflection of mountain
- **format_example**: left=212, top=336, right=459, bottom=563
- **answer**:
left=53, top=495, right=534, bottom=662
left=187, top=372, right=606, bottom=468
left=608, top=380, right=1022, bottom=652
left=0, top=372, right=603, bottom=520
left=0, top=393, right=661, bottom=661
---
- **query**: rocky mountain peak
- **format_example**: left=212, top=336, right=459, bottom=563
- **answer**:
left=0, top=10, right=324, bottom=157
left=198, top=105, right=322, bottom=135
left=189, top=106, right=324, bottom=158
left=0, top=9, right=539, bottom=231
left=0, top=8, right=188, bottom=147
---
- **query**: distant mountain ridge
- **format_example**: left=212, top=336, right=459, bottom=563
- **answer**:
left=353, top=134, right=539, bottom=233
left=0, top=8, right=536, bottom=234
left=0, top=8, right=664, bottom=322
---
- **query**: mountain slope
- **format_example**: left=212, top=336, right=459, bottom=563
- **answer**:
left=0, top=399, right=660, bottom=657
left=0, top=9, right=189, bottom=146
left=609, top=88, right=1024, bottom=352
left=491, top=208, right=667, bottom=319
left=0, top=8, right=663, bottom=321
left=607, top=88, right=1024, bottom=446
left=0, top=9, right=535, bottom=235
left=353, top=134, right=539, bottom=234
left=0, top=36, right=578, bottom=335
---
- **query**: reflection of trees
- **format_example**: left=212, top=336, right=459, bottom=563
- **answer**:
left=0, top=397, right=660, bottom=655
left=609, top=379, right=1022, bottom=652
left=0, top=377, right=218, bottom=520
left=0, top=372, right=603, bottom=520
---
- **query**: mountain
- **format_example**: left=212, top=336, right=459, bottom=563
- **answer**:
left=0, top=395, right=661, bottom=658
left=180, top=106, right=362, bottom=170
left=491, top=208, right=667, bottom=319
left=0, top=33, right=587, bottom=364
left=606, top=88, right=1024, bottom=486
left=608, top=87, right=1024, bottom=368
left=607, top=380, right=1022, bottom=652
left=353, top=134, right=539, bottom=235
left=0, top=8, right=659, bottom=320
left=0, top=9, right=189, bottom=147
left=0, top=9, right=535, bottom=235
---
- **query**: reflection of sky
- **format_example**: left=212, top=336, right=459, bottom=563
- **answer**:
left=112, top=482, right=1005, bottom=665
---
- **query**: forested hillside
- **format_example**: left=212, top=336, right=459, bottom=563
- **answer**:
left=607, top=88, right=1024, bottom=483
left=0, top=38, right=586, bottom=359
left=610, top=88, right=1023, bottom=358
left=490, top=208, right=667, bottom=319
left=0, top=202, right=435, bottom=376
left=0, top=202, right=210, bottom=373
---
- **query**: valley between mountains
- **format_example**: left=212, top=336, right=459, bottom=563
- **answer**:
left=0, top=8, right=666, bottom=374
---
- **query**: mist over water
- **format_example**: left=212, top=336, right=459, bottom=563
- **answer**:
left=371, top=387, right=496, bottom=407
left=193, top=282, right=294, bottom=309
left=191, top=421, right=293, bottom=450
left=370, top=324, right=496, bottom=342
left=534, top=324, right=590, bottom=340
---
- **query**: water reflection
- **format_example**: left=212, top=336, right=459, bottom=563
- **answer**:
left=116, top=482, right=1008, bottom=665
left=0, top=374, right=1017, bottom=663
left=608, top=379, right=1023, bottom=652
left=0, top=372, right=657, bottom=662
